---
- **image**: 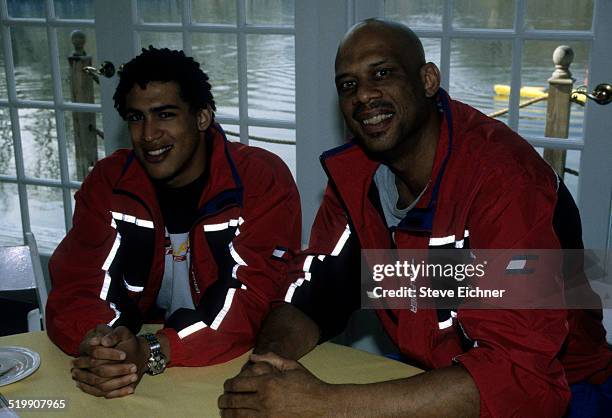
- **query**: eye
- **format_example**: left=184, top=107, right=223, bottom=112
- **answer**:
left=374, top=68, right=391, bottom=79
left=158, top=112, right=176, bottom=119
left=337, top=80, right=356, bottom=93
left=125, top=113, right=143, bottom=122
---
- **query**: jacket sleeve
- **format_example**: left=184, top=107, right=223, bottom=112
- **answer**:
left=283, top=184, right=362, bottom=342
left=46, top=161, right=142, bottom=356
left=158, top=156, right=302, bottom=366
left=455, top=172, right=571, bottom=418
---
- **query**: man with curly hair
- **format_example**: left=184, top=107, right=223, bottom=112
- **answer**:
left=46, top=46, right=301, bottom=398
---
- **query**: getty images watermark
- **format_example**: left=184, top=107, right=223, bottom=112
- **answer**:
left=361, top=249, right=612, bottom=310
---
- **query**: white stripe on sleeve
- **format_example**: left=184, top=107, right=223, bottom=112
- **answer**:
left=107, top=302, right=121, bottom=326
left=210, top=288, right=237, bottom=330
left=100, top=232, right=121, bottom=300
left=331, top=224, right=351, bottom=256
left=178, top=321, right=208, bottom=339
left=123, top=279, right=144, bottom=292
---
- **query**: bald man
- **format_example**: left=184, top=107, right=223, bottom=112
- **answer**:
left=219, top=19, right=611, bottom=417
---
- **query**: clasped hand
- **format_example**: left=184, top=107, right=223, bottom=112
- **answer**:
left=218, top=352, right=332, bottom=417
left=70, top=324, right=149, bottom=398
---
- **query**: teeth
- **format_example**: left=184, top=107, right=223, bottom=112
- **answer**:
left=362, top=113, right=393, bottom=125
left=147, top=145, right=172, bottom=156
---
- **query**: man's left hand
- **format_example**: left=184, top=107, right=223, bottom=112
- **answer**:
left=71, top=326, right=149, bottom=398
left=218, top=352, right=332, bottom=417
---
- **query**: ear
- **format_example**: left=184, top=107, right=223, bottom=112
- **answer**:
left=196, top=106, right=213, bottom=131
left=420, top=62, right=441, bottom=98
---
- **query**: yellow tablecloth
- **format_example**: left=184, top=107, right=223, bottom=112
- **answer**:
left=0, top=331, right=422, bottom=417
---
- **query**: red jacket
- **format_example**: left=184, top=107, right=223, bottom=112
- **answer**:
left=286, top=91, right=611, bottom=417
left=47, top=124, right=301, bottom=366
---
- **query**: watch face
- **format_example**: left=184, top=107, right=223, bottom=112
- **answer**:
left=143, top=334, right=167, bottom=375
left=147, top=356, right=166, bottom=375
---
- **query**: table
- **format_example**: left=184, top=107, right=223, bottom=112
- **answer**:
left=0, top=331, right=423, bottom=417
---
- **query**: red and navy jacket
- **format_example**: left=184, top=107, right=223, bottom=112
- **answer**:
left=285, top=91, right=611, bottom=417
left=46, top=123, right=301, bottom=367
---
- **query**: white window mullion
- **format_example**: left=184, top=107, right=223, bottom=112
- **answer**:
left=0, top=17, right=95, bottom=29
left=507, top=0, right=526, bottom=131
left=245, top=117, right=294, bottom=129
left=347, top=0, right=355, bottom=26
left=1, top=17, right=46, bottom=26
left=439, top=0, right=453, bottom=91
left=182, top=0, right=192, bottom=55
left=0, top=176, right=81, bottom=189
left=525, top=136, right=583, bottom=151
left=522, top=30, right=593, bottom=41
left=1, top=0, right=32, bottom=238
left=236, top=0, right=249, bottom=145
left=353, top=0, right=383, bottom=23
left=45, top=0, right=74, bottom=230
left=130, top=0, right=140, bottom=52
left=7, top=100, right=100, bottom=112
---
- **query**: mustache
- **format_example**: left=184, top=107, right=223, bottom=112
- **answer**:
left=353, top=100, right=394, bottom=119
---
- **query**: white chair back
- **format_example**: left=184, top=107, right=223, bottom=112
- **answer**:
left=0, top=232, right=48, bottom=331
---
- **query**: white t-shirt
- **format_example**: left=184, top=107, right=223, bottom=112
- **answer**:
left=156, top=231, right=196, bottom=319
left=373, top=164, right=426, bottom=228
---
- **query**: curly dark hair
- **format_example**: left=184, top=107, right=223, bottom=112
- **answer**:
left=113, top=46, right=216, bottom=119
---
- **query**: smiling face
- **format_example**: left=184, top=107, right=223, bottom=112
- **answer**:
left=335, top=22, right=440, bottom=158
left=125, top=81, right=212, bottom=187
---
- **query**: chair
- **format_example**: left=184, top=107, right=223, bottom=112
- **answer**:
left=0, top=232, right=48, bottom=332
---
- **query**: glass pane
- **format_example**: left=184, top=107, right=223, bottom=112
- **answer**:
left=246, top=35, right=294, bottom=121
left=422, top=38, right=441, bottom=72
left=192, top=0, right=236, bottom=24
left=519, top=40, right=590, bottom=140
left=7, top=0, right=45, bottom=18
left=533, top=147, right=580, bottom=202
left=54, top=0, right=95, bottom=19
left=248, top=126, right=295, bottom=179
left=27, top=185, right=65, bottom=253
left=64, top=111, right=102, bottom=182
left=137, top=0, right=182, bottom=23
left=0, top=107, right=16, bottom=176
left=450, top=39, right=513, bottom=124
left=11, top=27, right=53, bottom=101
left=192, top=33, right=238, bottom=119
left=453, top=0, right=514, bottom=29
left=384, top=0, right=444, bottom=29
left=0, top=183, right=23, bottom=246
left=57, top=28, right=101, bottom=104
left=19, top=108, right=60, bottom=180
left=0, top=30, right=7, bottom=99
left=220, top=124, right=240, bottom=142
left=525, top=0, right=593, bottom=31
left=138, top=31, right=183, bottom=51
left=246, top=0, right=294, bottom=26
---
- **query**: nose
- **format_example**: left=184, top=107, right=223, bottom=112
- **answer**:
left=354, top=80, right=382, bottom=106
left=142, top=118, right=162, bottom=142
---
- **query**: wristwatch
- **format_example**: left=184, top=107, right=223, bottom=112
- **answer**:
left=142, top=333, right=167, bottom=375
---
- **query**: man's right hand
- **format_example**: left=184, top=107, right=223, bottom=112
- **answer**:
left=237, top=357, right=277, bottom=378
left=71, top=325, right=139, bottom=398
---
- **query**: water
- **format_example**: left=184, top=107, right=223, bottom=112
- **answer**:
left=0, top=0, right=594, bottom=251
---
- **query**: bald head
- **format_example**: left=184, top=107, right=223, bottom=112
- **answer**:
left=336, top=19, right=425, bottom=73
left=333, top=18, right=441, bottom=160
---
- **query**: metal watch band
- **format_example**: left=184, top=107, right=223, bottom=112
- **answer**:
left=142, top=333, right=167, bottom=376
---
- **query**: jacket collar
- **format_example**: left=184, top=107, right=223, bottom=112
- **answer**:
left=320, top=89, right=455, bottom=239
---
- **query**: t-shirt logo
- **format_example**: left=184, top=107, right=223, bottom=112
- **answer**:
left=164, top=234, right=190, bottom=262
